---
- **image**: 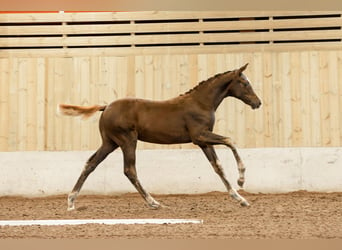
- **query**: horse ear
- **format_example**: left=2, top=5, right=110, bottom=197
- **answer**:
left=238, top=63, right=249, bottom=73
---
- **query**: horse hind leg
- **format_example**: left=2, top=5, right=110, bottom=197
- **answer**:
left=67, top=142, right=118, bottom=211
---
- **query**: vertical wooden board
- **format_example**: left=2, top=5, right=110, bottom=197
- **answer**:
left=135, top=55, right=145, bottom=99
left=252, top=52, right=264, bottom=147
left=62, top=57, right=75, bottom=151
left=261, top=51, right=273, bottom=147
left=89, top=56, right=101, bottom=149
left=17, top=58, right=28, bottom=151
left=160, top=54, right=169, bottom=102
left=319, top=51, right=331, bottom=146
left=144, top=55, right=154, bottom=101
left=178, top=54, right=190, bottom=96
left=170, top=55, right=180, bottom=102
left=108, top=57, right=117, bottom=102
left=79, top=57, right=91, bottom=150
left=53, top=57, right=65, bottom=150
left=327, top=51, right=340, bottom=146
left=309, top=51, right=321, bottom=146
left=36, top=58, right=46, bottom=150
left=280, top=52, right=292, bottom=146
left=153, top=55, right=162, bottom=101
left=188, top=54, right=198, bottom=89
left=71, top=57, right=82, bottom=150
left=126, top=56, right=136, bottom=98
left=197, top=54, right=208, bottom=84
left=299, top=51, right=311, bottom=146
left=0, top=58, right=9, bottom=151
left=290, top=52, right=302, bottom=146
left=338, top=51, right=342, bottom=146
left=122, top=57, right=129, bottom=97
left=272, top=53, right=283, bottom=146
left=8, top=58, right=19, bottom=150
left=26, top=58, right=38, bottom=150
left=44, top=58, right=54, bottom=150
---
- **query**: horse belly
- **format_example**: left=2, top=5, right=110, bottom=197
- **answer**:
left=137, top=119, right=191, bottom=144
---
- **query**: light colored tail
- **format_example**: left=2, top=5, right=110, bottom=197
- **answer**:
left=58, top=104, right=106, bottom=119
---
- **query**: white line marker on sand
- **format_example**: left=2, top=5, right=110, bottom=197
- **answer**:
left=0, top=218, right=203, bottom=226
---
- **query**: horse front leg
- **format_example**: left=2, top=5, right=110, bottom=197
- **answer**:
left=193, top=131, right=246, bottom=188
left=200, top=145, right=249, bottom=207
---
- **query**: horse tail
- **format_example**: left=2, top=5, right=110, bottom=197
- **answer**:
left=58, top=104, right=107, bottom=119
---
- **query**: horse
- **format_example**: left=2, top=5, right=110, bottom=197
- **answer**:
left=59, top=63, right=261, bottom=211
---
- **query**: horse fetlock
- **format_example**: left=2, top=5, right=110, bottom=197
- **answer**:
left=237, top=177, right=245, bottom=187
left=229, top=189, right=250, bottom=207
left=67, top=193, right=77, bottom=211
left=147, top=197, right=161, bottom=209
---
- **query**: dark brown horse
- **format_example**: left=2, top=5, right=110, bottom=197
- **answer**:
left=59, top=63, right=261, bottom=211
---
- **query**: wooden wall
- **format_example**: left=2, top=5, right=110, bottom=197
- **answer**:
left=1, top=11, right=342, bottom=151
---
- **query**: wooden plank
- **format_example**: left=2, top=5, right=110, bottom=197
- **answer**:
left=0, top=58, right=9, bottom=151
left=2, top=17, right=341, bottom=36
left=339, top=51, right=342, bottom=146
left=152, top=55, right=162, bottom=101
left=261, top=52, right=273, bottom=147
left=26, top=59, right=38, bottom=150
left=272, top=53, right=283, bottom=146
left=1, top=30, right=342, bottom=48
left=89, top=56, right=101, bottom=150
left=79, top=57, right=91, bottom=150
left=53, top=58, right=64, bottom=150
left=252, top=52, right=264, bottom=147
left=299, top=51, right=311, bottom=146
left=281, top=52, right=293, bottom=146
left=289, top=52, right=302, bottom=146
left=45, top=58, right=55, bottom=150
left=309, top=51, right=322, bottom=146
left=1, top=11, right=339, bottom=23
left=327, top=51, right=340, bottom=146
left=71, top=57, right=82, bottom=150
left=17, top=58, right=28, bottom=150
left=319, top=51, right=331, bottom=146
left=36, top=58, right=46, bottom=150
left=2, top=42, right=342, bottom=58
left=144, top=55, right=154, bottom=100
left=126, top=56, right=136, bottom=97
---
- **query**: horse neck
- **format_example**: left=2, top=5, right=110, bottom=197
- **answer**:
left=190, top=72, right=233, bottom=111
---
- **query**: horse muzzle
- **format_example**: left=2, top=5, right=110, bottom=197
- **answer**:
left=251, top=100, right=262, bottom=109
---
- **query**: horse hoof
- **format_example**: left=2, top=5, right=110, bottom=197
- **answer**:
left=148, top=201, right=162, bottom=209
left=240, top=200, right=250, bottom=207
left=67, top=205, right=75, bottom=211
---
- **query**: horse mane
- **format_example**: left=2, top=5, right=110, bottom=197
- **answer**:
left=180, top=70, right=232, bottom=96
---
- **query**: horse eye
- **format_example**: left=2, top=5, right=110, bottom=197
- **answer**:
left=241, top=81, right=249, bottom=87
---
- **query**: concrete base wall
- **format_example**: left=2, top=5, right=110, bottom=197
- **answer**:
left=0, top=148, right=341, bottom=197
